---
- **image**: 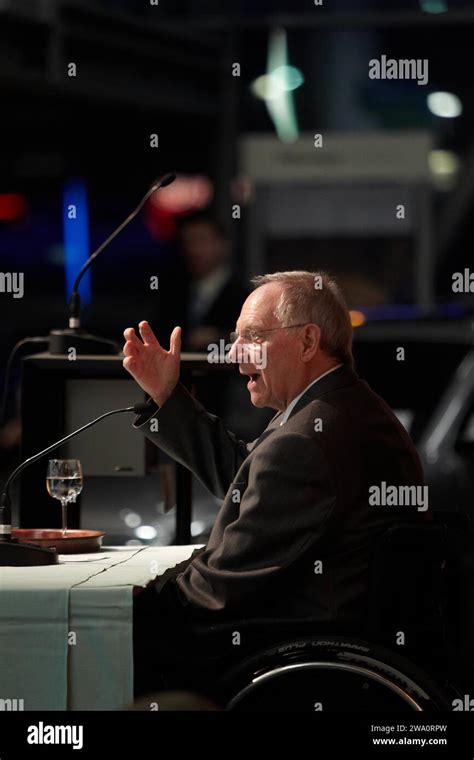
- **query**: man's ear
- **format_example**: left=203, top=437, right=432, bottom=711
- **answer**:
left=301, top=324, right=321, bottom=362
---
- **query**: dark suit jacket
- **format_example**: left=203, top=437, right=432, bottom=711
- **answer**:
left=133, top=365, right=428, bottom=624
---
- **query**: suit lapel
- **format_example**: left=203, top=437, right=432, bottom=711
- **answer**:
left=247, top=410, right=284, bottom=453
left=248, top=366, right=358, bottom=452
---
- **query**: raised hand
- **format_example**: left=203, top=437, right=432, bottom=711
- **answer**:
left=122, top=321, right=181, bottom=407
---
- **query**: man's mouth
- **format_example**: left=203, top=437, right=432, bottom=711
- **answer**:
left=246, top=372, right=261, bottom=389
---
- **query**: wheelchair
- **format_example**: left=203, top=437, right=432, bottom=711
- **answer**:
left=184, top=520, right=468, bottom=711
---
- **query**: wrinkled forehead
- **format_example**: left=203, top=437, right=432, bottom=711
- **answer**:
left=236, top=283, right=283, bottom=330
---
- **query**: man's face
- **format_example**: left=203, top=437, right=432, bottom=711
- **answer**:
left=229, top=283, right=305, bottom=411
left=181, top=222, right=226, bottom=279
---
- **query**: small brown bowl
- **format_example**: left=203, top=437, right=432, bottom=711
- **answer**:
left=11, top=528, right=105, bottom=554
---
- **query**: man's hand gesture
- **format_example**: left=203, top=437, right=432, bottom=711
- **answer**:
left=122, top=321, right=181, bottom=407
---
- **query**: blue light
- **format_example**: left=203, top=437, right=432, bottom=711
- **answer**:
left=62, top=179, right=92, bottom=304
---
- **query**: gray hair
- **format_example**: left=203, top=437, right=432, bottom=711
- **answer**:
left=251, top=270, right=354, bottom=367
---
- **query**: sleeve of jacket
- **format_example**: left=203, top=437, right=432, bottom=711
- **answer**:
left=132, top=382, right=251, bottom=499
left=175, top=431, right=338, bottom=615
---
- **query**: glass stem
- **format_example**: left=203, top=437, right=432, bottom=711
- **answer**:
left=61, top=499, right=67, bottom=536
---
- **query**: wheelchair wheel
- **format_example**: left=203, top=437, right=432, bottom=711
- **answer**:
left=216, top=636, right=454, bottom=712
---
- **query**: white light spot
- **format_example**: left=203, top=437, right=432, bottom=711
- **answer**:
left=427, top=91, right=462, bottom=119
left=428, top=149, right=460, bottom=176
left=135, top=525, right=157, bottom=540
left=191, top=520, right=206, bottom=537
left=250, top=74, right=284, bottom=101
left=273, top=65, right=304, bottom=92
left=121, top=510, right=142, bottom=528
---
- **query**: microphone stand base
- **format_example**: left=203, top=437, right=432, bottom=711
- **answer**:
left=0, top=538, right=57, bottom=566
left=49, top=329, right=120, bottom=356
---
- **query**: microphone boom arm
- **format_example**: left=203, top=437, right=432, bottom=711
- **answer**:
left=0, top=404, right=147, bottom=537
left=69, top=174, right=175, bottom=326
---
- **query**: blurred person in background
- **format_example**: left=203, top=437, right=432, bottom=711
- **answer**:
left=178, top=212, right=248, bottom=352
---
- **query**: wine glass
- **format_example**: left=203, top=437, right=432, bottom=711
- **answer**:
left=46, top=459, right=83, bottom=536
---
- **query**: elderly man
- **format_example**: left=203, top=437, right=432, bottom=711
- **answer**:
left=123, top=270, right=426, bottom=694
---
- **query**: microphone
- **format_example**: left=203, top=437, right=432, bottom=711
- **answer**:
left=49, top=173, right=177, bottom=356
left=0, top=401, right=150, bottom=566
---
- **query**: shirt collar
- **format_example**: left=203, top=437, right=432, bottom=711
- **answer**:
left=279, top=364, right=343, bottom=426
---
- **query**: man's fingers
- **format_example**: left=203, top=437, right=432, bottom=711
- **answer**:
left=123, top=341, right=138, bottom=358
left=138, top=320, right=160, bottom=347
left=122, top=356, right=135, bottom=372
left=169, top=326, right=182, bottom=357
left=123, top=327, right=142, bottom=347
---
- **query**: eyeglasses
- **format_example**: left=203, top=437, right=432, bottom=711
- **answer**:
left=229, top=324, right=307, bottom=345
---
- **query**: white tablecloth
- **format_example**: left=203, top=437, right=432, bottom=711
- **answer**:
left=0, top=545, right=202, bottom=710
